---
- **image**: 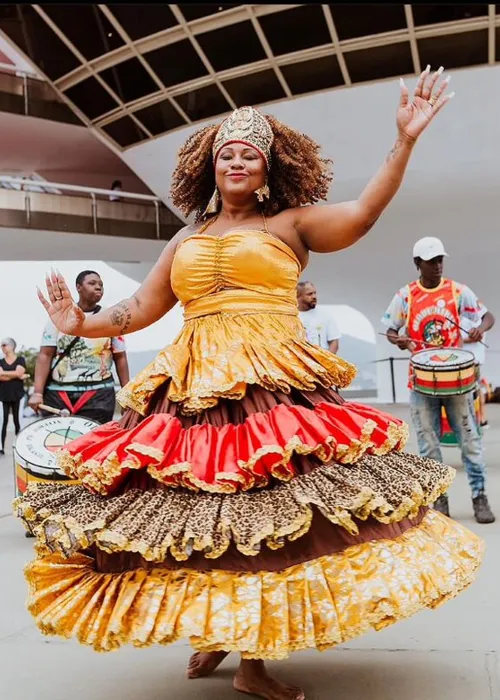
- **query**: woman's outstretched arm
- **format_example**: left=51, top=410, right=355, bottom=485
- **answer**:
left=293, top=66, right=453, bottom=254
left=38, top=231, right=186, bottom=338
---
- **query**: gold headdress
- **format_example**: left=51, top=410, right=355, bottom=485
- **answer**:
left=212, top=106, right=274, bottom=168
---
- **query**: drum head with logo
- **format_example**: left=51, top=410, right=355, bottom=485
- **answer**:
left=412, top=348, right=475, bottom=369
left=14, top=415, right=98, bottom=475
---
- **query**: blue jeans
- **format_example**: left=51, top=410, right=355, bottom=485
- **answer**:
left=409, top=391, right=486, bottom=498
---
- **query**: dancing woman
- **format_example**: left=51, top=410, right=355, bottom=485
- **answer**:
left=15, top=68, right=482, bottom=700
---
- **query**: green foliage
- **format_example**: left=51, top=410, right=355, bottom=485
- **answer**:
left=18, top=346, right=38, bottom=389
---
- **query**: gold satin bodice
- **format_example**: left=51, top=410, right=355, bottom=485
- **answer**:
left=119, top=228, right=357, bottom=416
left=171, top=230, right=301, bottom=319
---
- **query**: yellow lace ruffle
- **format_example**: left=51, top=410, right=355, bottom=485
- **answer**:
left=24, top=510, right=483, bottom=657
left=116, top=313, right=356, bottom=416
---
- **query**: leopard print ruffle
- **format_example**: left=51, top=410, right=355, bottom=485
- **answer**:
left=15, top=452, right=455, bottom=562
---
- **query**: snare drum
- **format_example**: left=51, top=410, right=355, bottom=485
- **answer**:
left=411, top=348, right=476, bottom=397
left=13, top=415, right=98, bottom=497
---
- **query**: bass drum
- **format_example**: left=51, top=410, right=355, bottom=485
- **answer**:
left=13, top=415, right=99, bottom=498
left=411, top=347, right=476, bottom=397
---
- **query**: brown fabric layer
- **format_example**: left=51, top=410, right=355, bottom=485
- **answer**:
left=94, top=507, right=428, bottom=574
left=119, top=382, right=345, bottom=430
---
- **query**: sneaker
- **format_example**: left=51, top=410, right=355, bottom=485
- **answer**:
left=480, top=421, right=489, bottom=430
left=0, top=449, right=4, bottom=456
left=472, top=492, right=496, bottom=524
left=433, top=495, right=450, bottom=517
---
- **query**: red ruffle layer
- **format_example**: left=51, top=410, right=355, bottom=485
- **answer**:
left=57, top=402, right=409, bottom=496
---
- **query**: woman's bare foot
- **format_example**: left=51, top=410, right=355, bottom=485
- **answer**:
left=233, top=659, right=305, bottom=699
left=187, top=650, right=230, bottom=678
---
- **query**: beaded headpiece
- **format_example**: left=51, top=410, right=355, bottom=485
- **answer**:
left=212, top=106, right=274, bottom=169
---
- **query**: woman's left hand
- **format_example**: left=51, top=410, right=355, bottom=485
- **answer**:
left=396, top=66, right=454, bottom=142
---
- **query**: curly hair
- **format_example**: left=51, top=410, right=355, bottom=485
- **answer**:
left=170, top=114, right=333, bottom=222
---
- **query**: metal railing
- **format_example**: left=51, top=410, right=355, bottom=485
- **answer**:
left=0, top=68, right=80, bottom=125
left=373, top=356, right=409, bottom=403
left=0, top=176, right=182, bottom=241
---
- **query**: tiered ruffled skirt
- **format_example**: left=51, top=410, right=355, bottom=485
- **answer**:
left=14, top=312, right=484, bottom=657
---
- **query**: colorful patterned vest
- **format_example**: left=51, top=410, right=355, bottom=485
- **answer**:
left=407, top=278, right=462, bottom=390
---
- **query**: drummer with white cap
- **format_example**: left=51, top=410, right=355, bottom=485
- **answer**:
left=382, top=237, right=496, bottom=523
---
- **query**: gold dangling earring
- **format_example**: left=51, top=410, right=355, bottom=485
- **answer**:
left=204, top=187, right=220, bottom=216
left=255, top=182, right=270, bottom=203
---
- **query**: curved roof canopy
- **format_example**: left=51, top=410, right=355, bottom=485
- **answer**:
left=0, top=4, right=496, bottom=149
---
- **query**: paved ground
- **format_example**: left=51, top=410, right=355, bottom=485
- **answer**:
left=1, top=404, right=499, bottom=699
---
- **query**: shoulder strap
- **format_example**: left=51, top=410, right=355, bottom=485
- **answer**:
left=51, top=305, right=101, bottom=373
left=448, top=279, right=460, bottom=316
left=197, top=216, right=218, bottom=234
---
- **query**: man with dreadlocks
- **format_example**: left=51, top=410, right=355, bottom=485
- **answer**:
left=16, top=68, right=482, bottom=700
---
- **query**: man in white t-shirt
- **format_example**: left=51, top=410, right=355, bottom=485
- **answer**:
left=29, top=270, right=130, bottom=424
left=297, top=281, right=341, bottom=354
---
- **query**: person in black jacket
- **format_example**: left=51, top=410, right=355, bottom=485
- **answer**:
left=0, top=338, right=27, bottom=454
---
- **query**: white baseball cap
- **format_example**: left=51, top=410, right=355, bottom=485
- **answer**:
left=412, top=237, right=448, bottom=261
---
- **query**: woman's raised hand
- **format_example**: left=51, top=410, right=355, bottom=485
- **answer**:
left=397, top=65, right=454, bottom=142
left=37, top=270, right=85, bottom=335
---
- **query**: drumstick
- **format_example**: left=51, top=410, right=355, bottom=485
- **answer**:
left=447, top=318, right=489, bottom=348
left=379, top=330, right=488, bottom=350
left=39, top=404, right=71, bottom=418
left=38, top=403, right=61, bottom=415
left=377, top=333, right=431, bottom=348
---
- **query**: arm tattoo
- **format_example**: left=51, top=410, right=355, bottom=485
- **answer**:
left=109, top=300, right=132, bottom=333
left=386, top=137, right=403, bottom=163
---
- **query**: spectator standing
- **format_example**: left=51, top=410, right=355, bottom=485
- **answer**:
left=109, top=180, right=123, bottom=202
left=0, top=337, right=27, bottom=454
left=297, top=281, right=341, bottom=354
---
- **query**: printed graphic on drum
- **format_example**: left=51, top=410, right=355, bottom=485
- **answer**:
left=13, top=415, right=98, bottom=497
left=411, top=348, right=476, bottom=397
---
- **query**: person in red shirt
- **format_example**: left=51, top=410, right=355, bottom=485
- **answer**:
left=382, top=237, right=495, bottom=523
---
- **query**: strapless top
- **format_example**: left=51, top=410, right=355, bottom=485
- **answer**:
left=118, top=229, right=356, bottom=415
left=171, top=230, right=301, bottom=319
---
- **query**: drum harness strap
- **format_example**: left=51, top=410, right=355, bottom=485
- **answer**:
left=57, top=390, right=98, bottom=415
